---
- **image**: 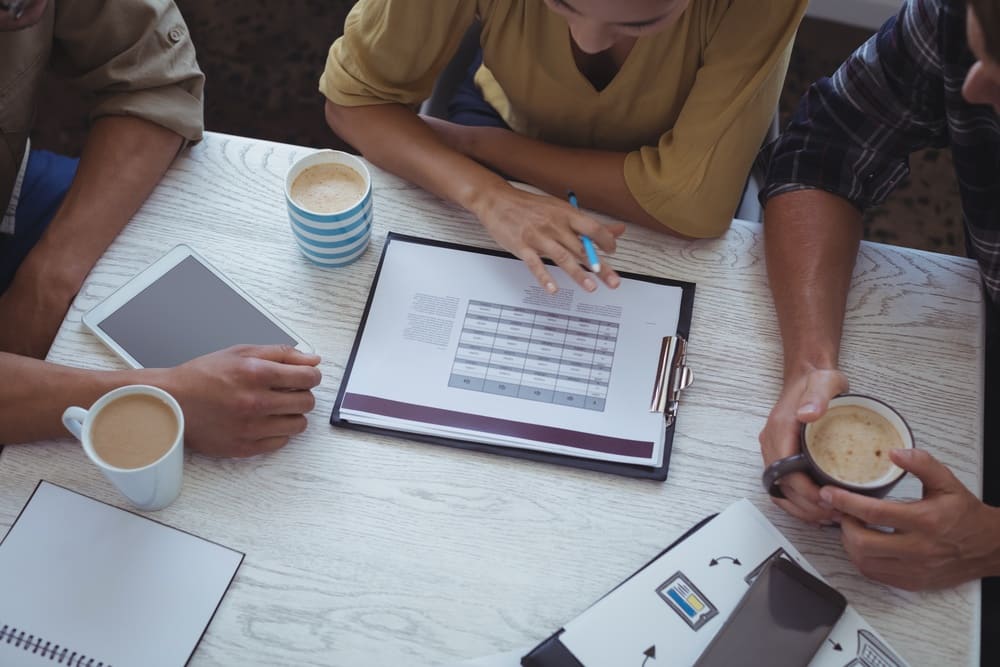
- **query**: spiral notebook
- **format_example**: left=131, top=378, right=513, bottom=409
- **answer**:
left=0, top=481, right=244, bottom=667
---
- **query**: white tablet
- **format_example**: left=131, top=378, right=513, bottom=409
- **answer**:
left=83, top=244, right=311, bottom=369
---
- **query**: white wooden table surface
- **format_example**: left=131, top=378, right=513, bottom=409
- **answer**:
left=0, top=132, right=984, bottom=666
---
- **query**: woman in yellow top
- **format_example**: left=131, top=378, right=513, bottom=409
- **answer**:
left=321, top=0, right=806, bottom=292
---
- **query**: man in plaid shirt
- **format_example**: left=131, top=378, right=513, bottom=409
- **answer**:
left=757, top=0, right=999, bottom=659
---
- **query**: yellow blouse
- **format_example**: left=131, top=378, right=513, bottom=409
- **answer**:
left=320, top=0, right=806, bottom=237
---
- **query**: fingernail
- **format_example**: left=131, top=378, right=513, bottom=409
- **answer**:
left=584, top=278, right=597, bottom=292
left=797, top=403, right=818, bottom=416
left=609, top=276, right=620, bottom=289
left=546, top=282, right=557, bottom=294
left=819, top=488, right=834, bottom=504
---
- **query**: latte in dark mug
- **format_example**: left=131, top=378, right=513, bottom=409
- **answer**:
left=762, top=394, right=914, bottom=498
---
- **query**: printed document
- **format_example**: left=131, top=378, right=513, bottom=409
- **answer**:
left=337, top=237, right=687, bottom=466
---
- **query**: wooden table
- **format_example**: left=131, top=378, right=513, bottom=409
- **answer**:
left=0, top=132, right=984, bottom=666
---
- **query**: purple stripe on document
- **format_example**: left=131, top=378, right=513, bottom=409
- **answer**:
left=342, top=393, right=655, bottom=458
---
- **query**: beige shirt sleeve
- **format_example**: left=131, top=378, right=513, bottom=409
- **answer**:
left=624, top=0, right=808, bottom=238
left=319, top=0, right=479, bottom=108
left=52, top=0, right=205, bottom=143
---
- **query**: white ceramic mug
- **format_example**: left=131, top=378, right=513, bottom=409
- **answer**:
left=62, top=385, right=184, bottom=511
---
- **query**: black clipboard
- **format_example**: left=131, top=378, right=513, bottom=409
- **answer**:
left=521, top=513, right=718, bottom=667
left=330, top=232, right=696, bottom=481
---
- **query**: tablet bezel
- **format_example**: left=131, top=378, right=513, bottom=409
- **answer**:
left=83, top=244, right=312, bottom=368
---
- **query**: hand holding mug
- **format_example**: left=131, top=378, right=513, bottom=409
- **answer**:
left=819, top=449, right=1000, bottom=591
left=763, top=394, right=914, bottom=504
left=758, top=368, right=849, bottom=523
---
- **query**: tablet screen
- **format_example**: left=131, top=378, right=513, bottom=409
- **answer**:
left=96, top=255, right=297, bottom=368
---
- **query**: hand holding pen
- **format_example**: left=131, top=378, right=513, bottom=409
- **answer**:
left=566, top=191, right=622, bottom=291
left=568, top=192, right=603, bottom=273
left=470, top=182, right=624, bottom=294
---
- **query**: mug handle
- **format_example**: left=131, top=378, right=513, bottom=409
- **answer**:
left=762, top=454, right=812, bottom=499
left=62, top=406, right=88, bottom=441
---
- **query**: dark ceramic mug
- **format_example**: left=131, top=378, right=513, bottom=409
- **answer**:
left=762, top=394, right=915, bottom=499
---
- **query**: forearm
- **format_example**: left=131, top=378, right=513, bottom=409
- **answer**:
left=23, top=116, right=182, bottom=299
left=0, top=354, right=162, bottom=443
left=764, top=190, right=862, bottom=379
left=325, top=101, right=507, bottom=215
left=463, top=127, right=663, bottom=230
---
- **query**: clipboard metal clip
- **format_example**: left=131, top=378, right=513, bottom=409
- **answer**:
left=650, top=336, right=693, bottom=428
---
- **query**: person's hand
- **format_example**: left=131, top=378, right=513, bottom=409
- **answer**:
left=820, top=448, right=1000, bottom=590
left=161, top=344, right=322, bottom=458
left=759, top=367, right=849, bottom=523
left=420, top=116, right=624, bottom=292
left=470, top=182, right=625, bottom=293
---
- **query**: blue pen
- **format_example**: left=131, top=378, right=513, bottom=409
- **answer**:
left=567, top=191, right=601, bottom=273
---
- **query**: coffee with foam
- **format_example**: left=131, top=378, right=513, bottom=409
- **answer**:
left=290, top=163, right=367, bottom=214
left=806, top=405, right=905, bottom=485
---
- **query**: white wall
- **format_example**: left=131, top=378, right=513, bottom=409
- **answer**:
left=807, top=0, right=901, bottom=31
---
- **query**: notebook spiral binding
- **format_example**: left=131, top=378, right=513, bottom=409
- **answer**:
left=1, top=624, right=110, bottom=666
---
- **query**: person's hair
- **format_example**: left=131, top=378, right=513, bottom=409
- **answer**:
left=968, top=0, right=1000, bottom=62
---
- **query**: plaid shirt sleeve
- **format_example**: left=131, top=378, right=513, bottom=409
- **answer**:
left=759, top=0, right=950, bottom=210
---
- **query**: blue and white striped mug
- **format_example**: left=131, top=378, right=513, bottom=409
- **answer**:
left=285, top=150, right=373, bottom=267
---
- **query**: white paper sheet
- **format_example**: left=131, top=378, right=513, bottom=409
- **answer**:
left=0, top=481, right=244, bottom=667
left=340, top=238, right=685, bottom=465
left=559, top=500, right=909, bottom=667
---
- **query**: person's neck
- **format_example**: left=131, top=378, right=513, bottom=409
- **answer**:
left=570, top=37, right=637, bottom=91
